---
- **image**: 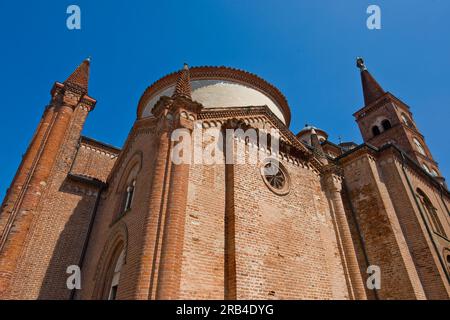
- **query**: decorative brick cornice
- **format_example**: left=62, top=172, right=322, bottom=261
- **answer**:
left=199, top=106, right=299, bottom=148
left=335, top=142, right=449, bottom=198
left=50, top=81, right=96, bottom=111
left=80, top=136, right=121, bottom=156
left=321, top=163, right=344, bottom=177
left=79, top=95, right=97, bottom=112
left=66, top=173, right=106, bottom=189
left=64, top=82, right=89, bottom=96
left=353, top=93, right=391, bottom=120
left=197, top=105, right=324, bottom=171
left=79, top=143, right=119, bottom=159
left=380, top=144, right=449, bottom=197
left=50, top=82, right=65, bottom=97
left=353, top=92, right=411, bottom=120
left=153, top=96, right=203, bottom=119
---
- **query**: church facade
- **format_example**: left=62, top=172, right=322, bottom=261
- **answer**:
left=0, top=58, right=449, bottom=300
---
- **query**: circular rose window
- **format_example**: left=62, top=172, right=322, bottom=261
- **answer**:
left=261, top=160, right=290, bottom=195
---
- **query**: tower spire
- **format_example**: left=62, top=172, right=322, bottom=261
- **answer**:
left=64, top=57, right=91, bottom=93
left=172, top=63, right=192, bottom=100
left=356, top=57, right=385, bottom=106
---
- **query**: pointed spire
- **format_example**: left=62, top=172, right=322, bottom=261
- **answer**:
left=356, top=57, right=385, bottom=105
left=172, top=63, right=192, bottom=100
left=64, top=57, right=91, bottom=93
left=310, top=129, right=328, bottom=163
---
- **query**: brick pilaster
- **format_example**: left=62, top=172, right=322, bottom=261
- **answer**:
left=323, top=168, right=368, bottom=300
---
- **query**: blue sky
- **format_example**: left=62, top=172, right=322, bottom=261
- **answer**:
left=0, top=0, right=449, bottom=198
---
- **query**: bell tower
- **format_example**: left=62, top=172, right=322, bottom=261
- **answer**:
left=353, top=57, right=443, bottom=180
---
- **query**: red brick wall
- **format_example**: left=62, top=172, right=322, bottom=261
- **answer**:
left=2, top=64, right=448, bottom=301
left=232, top=159, right=348, bottom=299
left=179, top=162, right=226, bottom=299
left=1, top=101, right=96, bottom=299
left=341, top=150, right=427, bottom=299
left=179, top=136, right=350, bottom=299
left=376, top=151, right=449, bottom=298
left=79, top=118, right=162, bottom=300
left=0, top=83, right=119, bottom=299
left=70, top=139, right=118, bottom=183
left=5, top=96, right=446, bottom=300
left=79, top=116, right=354, bottom=300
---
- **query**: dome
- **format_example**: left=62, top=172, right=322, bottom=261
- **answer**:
left=137, top=66, right=291, bottom=125
left=296, top=124, right=329, bottom=145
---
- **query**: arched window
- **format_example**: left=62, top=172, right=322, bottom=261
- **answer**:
left=444, top=249, right=450, bottom=274
left=123, top=180, right=136, bottom=213
left=416, top=189, right=446, bottom=237
left=413, top=138, right=426, bottom=156
left=108, top=249, right=125, bottom=300
left=115, top=153, right=142, bottom=220
left=92, top=225, right=129, bottom=300
left=372, top=126, right=381, bottom=137
left=447, top=253, right=450, bottom=271
left=431, top=169, right=438, bottom=177
left=401, top=113, right=411, bottom=127
left=381, top=119, right=392, bottom=131
left=422, top=163, right=431, bottom=174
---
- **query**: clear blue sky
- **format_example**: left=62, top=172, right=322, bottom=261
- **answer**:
left=0, top=0, right=449, bottom=198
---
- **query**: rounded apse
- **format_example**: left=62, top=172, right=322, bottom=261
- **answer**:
left=137, top=66, right=291, bottom=126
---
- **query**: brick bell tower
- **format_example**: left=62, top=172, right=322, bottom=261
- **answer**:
left=0, top=58, right=96, bottom=298
left=353, top=57, right=444, bottom=182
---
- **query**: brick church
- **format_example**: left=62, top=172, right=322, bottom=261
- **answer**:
left=0, top=58, right=449, bottom=300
